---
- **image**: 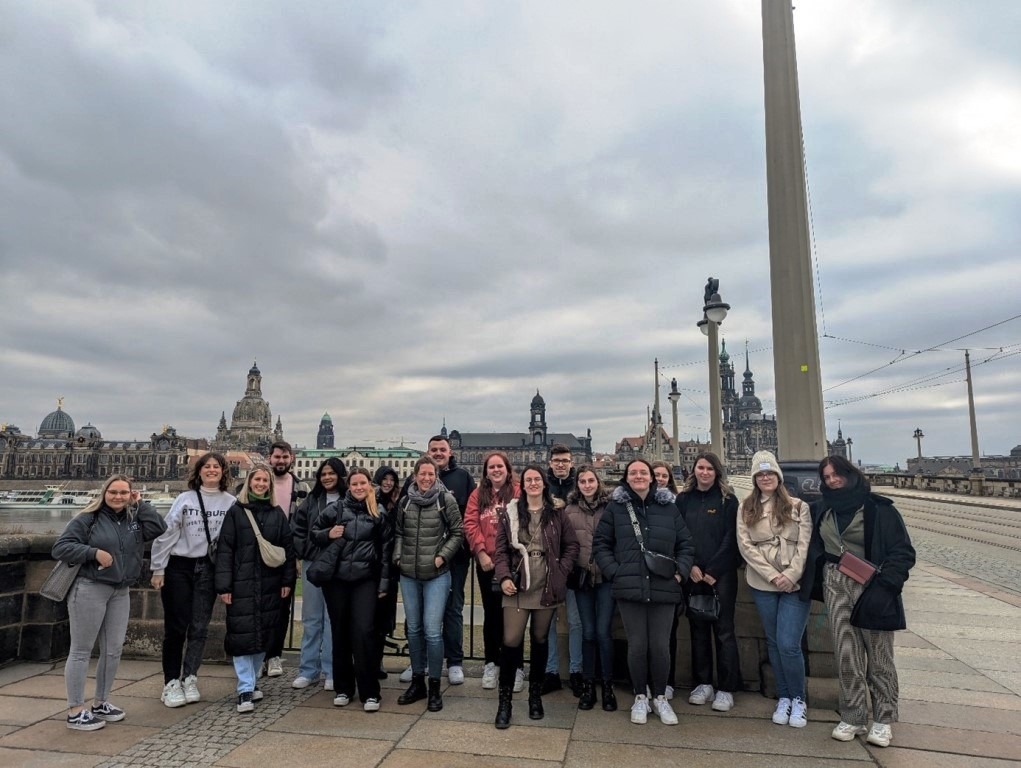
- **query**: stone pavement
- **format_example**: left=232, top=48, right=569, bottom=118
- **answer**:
left=1, top=560, right=1019, bottom=768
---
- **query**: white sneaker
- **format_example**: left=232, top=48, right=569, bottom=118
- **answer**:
left=447, top=665, right=465, bottom=685
left=652, top=695, right=678, bottom=725
left=866, top=722, right=892, bottom=747
left=711, top=691, right=734, bottom=712
left=363, top=697, right=381, bottom=712
left=161, top=679, right=186, bottom=709
left=832, top=721, right=867, bottom=741
left=292, top=676, right=312, bottom=689
left=333, top=693, right=350, bottom=707
left=399, top=665, right=414, bottom=683
left=664, top=684, right=674, bottom=701
left=772, top=697, right=791, bottom=725
left=266, top=657, right=283, bottom=677
left=182, top=675, right=201, bottom=704
left=630, top=694, right=650, bottom=724
left=513, top=667, right=525, bottom=693
left=688, top=684, right=715, bottom=705
left=788, top=697, right=808, bottom=728
left=324, top=679, right=334, bottom=691
left=482, top=662, right=498, bottom=689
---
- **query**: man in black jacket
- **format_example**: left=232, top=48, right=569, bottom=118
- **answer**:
left=544, top=444, right=582, bottom=694
left=399, top=435, right=476, bottom=685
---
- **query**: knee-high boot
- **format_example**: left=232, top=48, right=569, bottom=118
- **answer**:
left=495, top=685, right=513, bottom=729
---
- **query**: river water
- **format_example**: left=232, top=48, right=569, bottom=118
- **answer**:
left=0, top=503, right=173, bottom=534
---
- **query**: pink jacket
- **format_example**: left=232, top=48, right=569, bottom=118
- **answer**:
left=464, top=483, right=520, bottom=557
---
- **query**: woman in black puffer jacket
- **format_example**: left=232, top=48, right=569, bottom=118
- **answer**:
left=311, top=467, right=394, bottom=711
left=214, top=465, right=296, bottom=714
left=593, top=458, right=694, bottom=727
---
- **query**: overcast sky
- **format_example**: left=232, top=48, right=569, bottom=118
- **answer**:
left=1, top=0, right=1019, bottom=467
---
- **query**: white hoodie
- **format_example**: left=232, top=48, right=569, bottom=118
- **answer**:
left=150, top=489, right=235, bottom=575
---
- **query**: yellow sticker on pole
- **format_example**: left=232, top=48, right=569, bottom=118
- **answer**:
left=800, top=365, right=809, bottom=372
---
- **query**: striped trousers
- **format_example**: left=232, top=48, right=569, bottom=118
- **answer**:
left=823, top=564, right=899, bottom=726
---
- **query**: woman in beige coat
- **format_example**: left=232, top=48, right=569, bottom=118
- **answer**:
left=736, top=451, right=813, bottom=730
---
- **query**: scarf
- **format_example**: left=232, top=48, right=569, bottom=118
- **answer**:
left=407, top=479, right=447, bottom=507
left=820, top=476, right=870, bottom=531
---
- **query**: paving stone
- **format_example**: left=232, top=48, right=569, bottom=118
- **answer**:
left=893, top=634, right=939, bottom=650
left=113, top=673, right=237, bottom=702
left=0, top=746, right=103, bottom=766
left=0, top=675, right=129, bottom=700
left=428, top=691, right=578, bottom=729
left=898, top=684, right=1021, bottom=711
left=565, top=740, right=869, bottom=767
left=215, top=731, right=392, bottom=767
left=398, top=719, right=570, bottom=761
left=898, top=700, right=1021, bottom=736
left=885, top=722, right=1021, bottom=762
left=268, top=706, right=416, bottom=741
left=379, top=750, right=557, bottom=768
left=0, top=695, right=67, bottom=726
left=0, top=720, right=160, bottom=756
left=897, top=668, right=1014, bottom=694
left=0, top=664, right=54, bottom=687
left=893, top=656, right=977, bottom=675
left=869, top=747, right=1019, bottom=768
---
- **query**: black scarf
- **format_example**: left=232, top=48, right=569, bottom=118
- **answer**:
left=820, top=476, right=870, bottom=531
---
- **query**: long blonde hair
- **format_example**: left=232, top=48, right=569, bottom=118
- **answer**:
left=81, top=474, right=133, bottom=515
left=348, top=468, right=379, bottom=518
left=237, top=465, right=275, bottom=505
left=740, top=474, right=796, bottom=528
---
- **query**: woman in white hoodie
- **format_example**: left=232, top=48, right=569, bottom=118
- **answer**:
left=150, top=452, right=235, bottom=708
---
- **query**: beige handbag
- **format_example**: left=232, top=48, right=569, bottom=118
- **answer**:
left=244, top=509, right=287, bottom=568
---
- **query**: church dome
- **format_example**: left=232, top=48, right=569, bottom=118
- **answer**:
left=76, top=423, right=102, bottom=440
left=249, top=360, right=260, bottom=376
left=531, top=389, right=545, bottom=407
left=719, top=340, right=730, bottom=363
left=320, top=412, right=332, bottom=423
left=39, top=406, right=75, bottom=438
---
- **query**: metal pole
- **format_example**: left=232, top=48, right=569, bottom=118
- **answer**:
left=965, top=351, right=982, bottom=472
left=669, top=379, right=681, bottom=469
left=708, top=322, right=724, bottom=459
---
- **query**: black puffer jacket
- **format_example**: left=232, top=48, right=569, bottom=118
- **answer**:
left=393, top=484, right=463, bottom=581
left=593, top=485, right=694, bottom=604
left=311, top=493, right=395, bottom=593
left=290, top=493, right=334, bottom=561
left=676, top=485, right=740, bottom=579
left=214, top=499, right=297, bottom=656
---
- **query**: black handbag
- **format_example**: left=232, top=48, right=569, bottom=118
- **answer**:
left=566, top=565, right=594, bottom=592
left=687, top=588, right=721, bottom=622
left=494, top=562, right=522, bottom=593
left=307, top=539, right=344, bottom=587
left=625, top=499, right=677, bottom=579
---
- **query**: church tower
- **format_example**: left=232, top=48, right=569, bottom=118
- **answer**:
left=317, top=413, right=335, bottom=449
left=529, top=390, right=548, bottom=445
left=720, top=340, right=738, bottom=423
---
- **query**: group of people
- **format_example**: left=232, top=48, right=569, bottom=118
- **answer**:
left=51, top=436, right=914, bottom=750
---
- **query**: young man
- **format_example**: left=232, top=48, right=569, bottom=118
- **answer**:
left=399, top=436, right=477, bottom=685
left=263, top=441, right=310, bottom=678
left=544, top=444, right=584, bottom=695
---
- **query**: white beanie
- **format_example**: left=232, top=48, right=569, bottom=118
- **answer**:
left=750, top=450, right=783, bottom=482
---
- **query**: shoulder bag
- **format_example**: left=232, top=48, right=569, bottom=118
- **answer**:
left=624, top=499, right=677, bottom=579
left=197, top=491, right=218, bottom=565
left=687, top=587, right=721, bottom=622
left=244, top=508, right=287, bottom=568
left=40, top=512, right=99, bottom=602
left=829, top=509, right=879, bottom=586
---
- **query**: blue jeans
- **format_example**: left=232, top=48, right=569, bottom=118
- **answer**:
left=750, top=587, right=810, bottom=700
left=443, top=549, right=470, bottom=666
left=574, top=582, right=615, bottom=681
left=232, top=652, right=265, bottom=694
left=297, top=562, right=333, bottom=681
left=546, top=589, right=583, bottom=674
left=401, top=572, right=450, bottom=679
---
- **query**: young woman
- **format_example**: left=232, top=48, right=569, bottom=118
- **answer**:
left=311, top=467, right=394, bottom=711
left=214, top=466, right=296, bottom=714
left=593, top=459, right=693, bottom=726
left=677, top=452, right=741, bottom=712
left=290, top=457, right=347, bottom=691
left=151, top=452, right=235, bottom=708
left=651, top=459, right=681, bottom=698
left=394, top=457, right=463, bottom=713
left=463, top=451, right=521, bottom=691
left=815, top=456, right=915, bottom=748
left=651, top=461, right=679, bottom=496
left=737, top=451, right=813, bottom=728
left=372, top=466, right=401, bottom=679
left=492, top=464, right=578, bottom=728
left=564, top=466, right=616, bottom=712
left=52, top=475, right=167, bottom=730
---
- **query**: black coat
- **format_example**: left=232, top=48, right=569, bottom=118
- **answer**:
left=676, top=485, right=739, bottom=579
left=311, top=494, right=395, bottom=594
left=593, top=485, right=695, bottom=604
left=214, top=500, right=297, bottom=656
left=547, top=468, right=577, bottom=504
left=290, top=493, right=333, bottom=561
left=809, top=492, right=915, bottom=631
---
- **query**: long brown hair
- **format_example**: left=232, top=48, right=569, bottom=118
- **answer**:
left=187, top=452, right=230, bottom=492
left=479, top=451, right=516, bottom=510
left=650, top=460, right=679, bottom=494
left=740, top=472, right=796, bottom=528
left=347, top=467, right=380, bottom=518
left=680, top=452, right=734, bottom=498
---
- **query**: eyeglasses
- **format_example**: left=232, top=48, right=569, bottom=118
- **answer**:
left=523, top=478, right=544, bottom=485
left=550, top=458, right=571, bottom=465
left=107, top=491, right=131, bottom=496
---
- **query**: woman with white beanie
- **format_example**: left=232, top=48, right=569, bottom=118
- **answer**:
left=736, top=451, right=813, bottom=728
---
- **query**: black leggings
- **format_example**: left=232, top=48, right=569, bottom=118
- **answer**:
left=618, top=601, right=675, bottom=697
left=476, top=565, right=505, bottom=665
left=498, top=606, right=555, bottom=688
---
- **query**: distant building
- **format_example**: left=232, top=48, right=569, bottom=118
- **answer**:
left=212, top=362, right=284, bottom=454
left=907, top=445, right=1021, bottom=479
left=316, top=413, right=335, bottom=449
left=720, top=341, right=778, bottom=473
left=0, top=401, right=190, bottom=481
left=447, top=391, right=593, bottom=480
left=292, top=446, right=423, bottom=482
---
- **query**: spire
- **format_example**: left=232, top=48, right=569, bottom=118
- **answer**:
left=441, top=417, right=448, bottom=439
left=719, top=339, right=730, bottom=363
left=745, top=340, right=752, bottom=374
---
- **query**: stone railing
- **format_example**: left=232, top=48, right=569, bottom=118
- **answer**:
left=866, top=472, right=1021, bottom=498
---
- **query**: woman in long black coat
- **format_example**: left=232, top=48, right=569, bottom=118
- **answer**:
left=215, top=465, right=296, bottom=713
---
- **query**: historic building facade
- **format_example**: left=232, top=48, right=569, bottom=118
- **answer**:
left=720, top=342, right=778, bottom=473
left=907, top=444, right=1021, bottom=479
left=447, top=391, right=593, bottom=480
left=316, top=413, right=335, bottom=449
left=292, top=446, right=423, bottom=482
left=0, top=402, right=191, bottom=481
left=211, top=362, right=284, bottom=454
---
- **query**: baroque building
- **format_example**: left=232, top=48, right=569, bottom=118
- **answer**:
left=0, top=401, right=190, bottom=481
left=292, top=445, right=424, bottom=482
left=447, top=391, right=593, bottom=481
left=720, top=341, right=778, bottom=473
left=316, top=413, right=335, bottom=449
left=212, top=362, right=284, bottom=455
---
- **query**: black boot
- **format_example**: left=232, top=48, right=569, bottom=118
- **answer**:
left=528, top=682, right=544, bottom=720
left=495, top=685, right=513, bottom=729
left=578, top=679, right=596, bottom=710
left=398, top=674, right=427, bottom=705
left=601, top=680, right=617, bottom=712
left=570, top=672, right=584, bottom=698
left=427, top=677, right=443, bottom=712
left=540, top=671, right=561, bottom=695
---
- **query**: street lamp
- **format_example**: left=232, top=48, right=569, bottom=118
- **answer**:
left=668, top=377, right=681, bottom=470
left=698, top=278, right=730, bottom=460
left=913, top=428, right=924, bottom=461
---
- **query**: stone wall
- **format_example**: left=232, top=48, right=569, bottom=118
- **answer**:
left=867, top=472, right=1021, bottom=497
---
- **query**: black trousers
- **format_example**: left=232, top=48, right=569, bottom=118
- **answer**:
left=475, top=565, right=504, bottom=665
left=267, top=588, right=293, bottom=660
left=161, top=556, right=217, bottom=684
left=688, top=568, right=742, bottom=692
left=324, top=579, right=380, bottom=701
